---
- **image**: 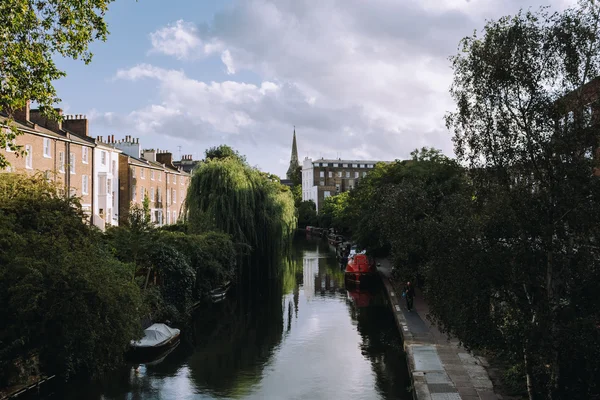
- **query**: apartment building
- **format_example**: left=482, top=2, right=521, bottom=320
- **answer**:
left=115, top=137, right=190, bottom=226
left=301, top=157, right=387, bottom=211
left=1, top=102, right=94, bottom=219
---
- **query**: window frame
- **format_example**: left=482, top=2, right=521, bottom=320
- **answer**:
left=43, top=138, right=51, bottom=158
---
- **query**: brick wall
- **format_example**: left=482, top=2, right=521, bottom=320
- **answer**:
left=1, top=130, right=67, bottom=188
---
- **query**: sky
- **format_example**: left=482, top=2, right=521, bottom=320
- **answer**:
left=53, top=0, right=573, bottom=177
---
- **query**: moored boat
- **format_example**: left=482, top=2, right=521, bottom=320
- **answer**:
left=129, top=323, right=181, bottom=361
left=345, top=254, right=377, bottom=285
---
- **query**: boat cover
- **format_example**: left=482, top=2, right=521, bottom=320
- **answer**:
left=131, top=324, right=180, bottom=348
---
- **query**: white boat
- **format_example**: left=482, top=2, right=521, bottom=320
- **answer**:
left=129, top=323, right=181, bottom=356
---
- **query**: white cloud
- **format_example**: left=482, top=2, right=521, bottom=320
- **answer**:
left=100, top=0, right=575, bottom=176
left=148, top=20, right=203, bottom=60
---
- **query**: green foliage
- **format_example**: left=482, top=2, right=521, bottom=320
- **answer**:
left=205, top=144, right=247, bottom=163
left=0, top=0, right=116, bottom=168
left=185, top=146, right=297, bottom=270
left=318, top=192, right=351, bottom=233
left=0, top=173, right=143, bottom=383
left=157, top=230, right=236, bottom=301
left=443, top=3, right=600, bottom=399
left=297, top=200, right=317, bottom=229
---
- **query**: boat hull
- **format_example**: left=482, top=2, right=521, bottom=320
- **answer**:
left=127, top=332, right=181, bottom=363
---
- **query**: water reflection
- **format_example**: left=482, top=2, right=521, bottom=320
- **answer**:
left=47, top=236, right=410, bottom=400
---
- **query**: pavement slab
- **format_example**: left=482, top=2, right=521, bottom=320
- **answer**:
left=378, top=259, right=501, bottom=400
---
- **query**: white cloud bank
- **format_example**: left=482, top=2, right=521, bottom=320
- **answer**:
left=97, top=0, right=574, bottom=176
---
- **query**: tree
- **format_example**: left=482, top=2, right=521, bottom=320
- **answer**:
left=445, top=2, right=600, bottom=398
left=297, top=200, right=317, bottom=229
left=0, top=173, right=142, bottom=383
left=205, top=145, right=247, bottom=163
left=185, top=146, right=296, bottom=277
left=0, top=0, right=117, bottom=168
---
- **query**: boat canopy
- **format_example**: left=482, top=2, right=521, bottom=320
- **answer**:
left=132, top=324, right=180, bottom=348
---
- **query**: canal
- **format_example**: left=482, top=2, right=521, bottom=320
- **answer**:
left=40, top=236, right=411, bottom=399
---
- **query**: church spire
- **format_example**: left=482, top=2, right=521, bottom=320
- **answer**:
left=286, top=127, right=300, bottom=180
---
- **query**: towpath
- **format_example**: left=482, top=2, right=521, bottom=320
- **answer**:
left=377, top=258, right=501, bottom=400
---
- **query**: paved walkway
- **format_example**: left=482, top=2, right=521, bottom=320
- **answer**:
left=377, top=259, right=500, bottom=400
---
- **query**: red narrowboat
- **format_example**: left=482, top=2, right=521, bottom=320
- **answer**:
left=345, top=254, right=377, bottom=285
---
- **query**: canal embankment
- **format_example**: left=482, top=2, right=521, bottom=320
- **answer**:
left=377, top=258, right=499, bottom=400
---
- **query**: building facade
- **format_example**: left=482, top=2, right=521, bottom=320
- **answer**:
left=93, top=135, right=121, bottom=229
left=1, top=103, right=94, bottom=220
left=115, top=137, right=190, bottom=226
left=301, top=157, right=385, bottom=211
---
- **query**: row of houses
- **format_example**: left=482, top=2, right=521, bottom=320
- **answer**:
left=0, top=101, right=197, bottom=230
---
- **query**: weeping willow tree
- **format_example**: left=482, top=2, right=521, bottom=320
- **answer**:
left=184, top=146, right=296, bottom=278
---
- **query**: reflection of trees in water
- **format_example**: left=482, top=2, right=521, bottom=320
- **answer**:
left=186, top=277, right=285, bottom=398
left=346, top=286, right=412, bottom=399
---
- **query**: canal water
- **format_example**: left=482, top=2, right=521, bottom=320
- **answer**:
left=43, top=236, right=411, bottom=399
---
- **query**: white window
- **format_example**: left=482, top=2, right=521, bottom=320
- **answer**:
left=343, top=163, right=348, bottom=167
left=324, top=191, right=331, bottom=198
left=355, top=172, right=359, bottom=178
left=140, top=186, right=144, bottom=199
left=328, top=171, right=332, bottom=178
left=112, top=192, right=115, bottom=208
left=82, top=175, right=89, bottom=195
left=132, top=185, right=137, bottom=201
left=101, top=151, right=106, bottom=165
left=333, top=163, right=338, bottom=167
left=158, top=173, right=162, bottom=182
left=167, top=188, right=171, bottom=204
left=167, top=174, right=170, bottom=183
left=173, top=189, right=177, bottom=204
left=82, top=147, right=89, bottom=164
left=141, top=168, right=145, bottom=179
left=59, top=152, right=65, bottom=173
left=69, top=153, right=75, bottom=174
left=25, top=145, right=33, bottom=169
left=158, top=187, right=162, bottom=202
left=181, top=177, right=184, bottom=186
left=151, top=170, right=155, bottom=180
left=131, top=166, right=136, bottom=178
left=319, top=171, right=324, bottom=178
left=173, top=175, right=177, bottom=184
left=167, top=212, right=170, bottom=225
left=43, top=138, right=51, bottom=158
left=337, top=171, right=342, bottom=177
left=320, top=181, right=325, bottom=186
left=367, top=164, right=374, bottom=168
left=107, top=179, right=111, bottom=194
left=363, top=171, right=367, bottom=177
left=150, top=187, right=155, bottom=201
left=345, top=171, right=350, bottom=178
left=352, top=164, right=358, bottom=168
left=360, top=164, right=365, bottom=168
left=111, top=160, right=116, bottom=174
left=172, top=211, right=177, bottom=222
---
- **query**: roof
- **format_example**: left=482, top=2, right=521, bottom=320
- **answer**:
left=1, top=114, right=67, bottom=141
left=1, top=114, right=95, bottom=148
left=123, top=154, right=191, bottom=175
left=308, top=158, right=390, bottom=164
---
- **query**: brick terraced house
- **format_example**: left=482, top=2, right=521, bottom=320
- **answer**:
left=115, top=137, right=190, bottom=226
left=1, top=102, right=94, bottom=220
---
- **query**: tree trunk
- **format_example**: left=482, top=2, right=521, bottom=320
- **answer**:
left=524, top=343, right=536, bottom=400
left=547, top=249, right=560, bottom=400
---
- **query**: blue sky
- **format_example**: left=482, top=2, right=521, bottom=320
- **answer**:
left=52, top=0, right=572, bottom=177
